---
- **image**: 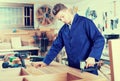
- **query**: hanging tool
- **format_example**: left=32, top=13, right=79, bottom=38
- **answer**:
left=105, top=12, right=108, bottom=29
left=110, top=19, right=114, bottom=30
left=113, top=1, right=116, bottom=17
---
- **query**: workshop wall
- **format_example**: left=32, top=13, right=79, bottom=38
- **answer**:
left=0, top=0, right=120, bottom=34
left=75, top=0, right=120, bottom=34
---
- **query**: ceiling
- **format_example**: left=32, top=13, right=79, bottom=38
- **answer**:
left=0, top=0, right=82, bottom=4
left=37, top=0, right=81, bottom=4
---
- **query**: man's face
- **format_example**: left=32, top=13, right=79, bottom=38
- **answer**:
left=55, top=10, right=71, bottom=24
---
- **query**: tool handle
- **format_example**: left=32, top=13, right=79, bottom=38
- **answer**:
left=19, top=54, right=26, bottom=68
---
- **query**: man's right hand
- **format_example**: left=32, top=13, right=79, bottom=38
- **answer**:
left=31, top=62, right=47, bottom=68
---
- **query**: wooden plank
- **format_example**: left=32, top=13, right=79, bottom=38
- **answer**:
left=0, top=68, right=29, bottom=77
left=25, top=61, right=107, bottom=81
left=0, top=61, right=107, bottom=81
left=98, top=64, right=111, bottom=81
left=0, top=46, right=39, bottom=52
left=0, top=68, right=29, bottom=81
left=108, top=39, right=120, bottom=81
left=11, top=37, right=22, bottom=48
left=23, top=73, right=68, bottom=81
left=0, top=77, right=23, bottom=81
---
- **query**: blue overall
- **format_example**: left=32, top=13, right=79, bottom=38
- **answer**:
left=43, top=14, right=105, bottom=75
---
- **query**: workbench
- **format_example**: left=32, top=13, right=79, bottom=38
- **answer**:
left=0, top=46, right=39, bottom=52
left=0, top=60, right=107, bottom=81
left=0, top=46, right=39, bottom=57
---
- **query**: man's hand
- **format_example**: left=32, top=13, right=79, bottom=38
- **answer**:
left=31, top=62, right=47, bottom=68
left=85, top=57, right=95, bottom=68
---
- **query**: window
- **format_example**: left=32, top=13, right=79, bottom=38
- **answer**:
left=24, top=6, right=34, bottom=27
left=0, top=3, right=34, bottom=29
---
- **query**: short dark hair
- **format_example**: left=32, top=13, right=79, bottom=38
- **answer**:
left=52, top=3, right=67, bottom=16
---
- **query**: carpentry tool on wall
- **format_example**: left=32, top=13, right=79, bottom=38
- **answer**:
left=110, top=18, right=119, bottom=30
left=105, top=12, right=108, bottom=29
left=80, top=61, right=103, bottom=72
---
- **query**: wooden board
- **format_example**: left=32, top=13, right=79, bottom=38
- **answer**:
left=23, top=72, right=83, bottom=81
left=0, top=68, right=29, bottom=77
left=0, top=61, right=107, bottom=81
left=0, top=68, right=29, bottom=81
left=25, top=61, right=107, bottom=81
left=11, top=37, right=22, bottom=48
left=108, top=39, right=120, bottom=81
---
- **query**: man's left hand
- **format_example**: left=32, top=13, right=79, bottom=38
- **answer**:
left=85, top=57, right=95, bottom=68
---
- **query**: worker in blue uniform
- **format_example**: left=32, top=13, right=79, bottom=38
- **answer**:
left=33, top=3, right=105, bottom=75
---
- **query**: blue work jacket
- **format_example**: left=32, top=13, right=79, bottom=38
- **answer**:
left=43, top=14, right=105, bottom=73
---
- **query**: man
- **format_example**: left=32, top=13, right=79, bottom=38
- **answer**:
left=33, top=3, right=105, bottom=75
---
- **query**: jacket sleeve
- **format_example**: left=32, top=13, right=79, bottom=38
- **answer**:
left=43, top=30, right=64, bottom=65
left=85, top=19, right=105, bottom=61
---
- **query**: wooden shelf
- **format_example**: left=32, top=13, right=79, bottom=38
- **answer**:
left=0, top=46, right=39, bottom=52
left=4, top=32, right=29, bottom=35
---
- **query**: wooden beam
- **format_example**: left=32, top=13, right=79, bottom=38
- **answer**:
left=108, top=39, right=120, bottom=81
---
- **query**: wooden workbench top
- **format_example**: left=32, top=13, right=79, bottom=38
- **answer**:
left=0, top=60, right=108, bottom=81
left=25, top=61, right=108, bottom=81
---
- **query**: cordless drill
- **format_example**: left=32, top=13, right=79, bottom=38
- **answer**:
left=14, top=53, right=26, bottom=68
left=2, top=53, right=26, bottom=68
left=80, top=61, right=102, bottom=72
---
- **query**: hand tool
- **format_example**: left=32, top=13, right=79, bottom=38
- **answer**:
left=14, top=53, right=26, bottom=68
left=80, top=61, right=102, bottom=73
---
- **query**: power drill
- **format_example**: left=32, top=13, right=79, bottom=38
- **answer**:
left=14, top=53, right=26, bottom=68
left=2, top=53, right=26, bottom=68
left=80, top=61, right=102, bottom=72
